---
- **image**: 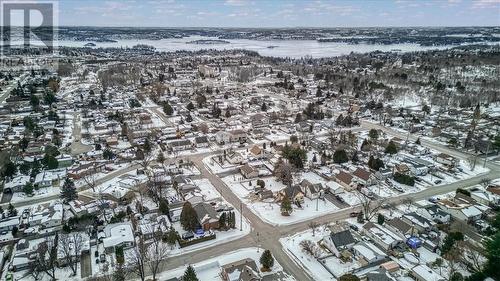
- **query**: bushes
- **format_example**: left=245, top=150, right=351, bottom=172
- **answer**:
left=393, top=172, right=415, bottom=186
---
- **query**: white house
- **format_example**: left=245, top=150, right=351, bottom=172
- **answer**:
left=101, top=222, right=135, bottom=252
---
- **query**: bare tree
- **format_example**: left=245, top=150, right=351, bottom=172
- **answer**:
left=147, top=174, right=164, bottom=207
left=480, top=178, right=491, bottom=188
left=460, top=245, right=484, bottom=274
left=299, top=240, right=320, bottom=258
left=146, top=228, right=170, bottom=281
left=32, top=233, right=59, bottom=281
left=308, top=221, right=320, bottom=237
left=83, top=167, right=98, bottom=192
left=354, top=191, right=386, bottom=221
left=401, top=197, right=414, bottom=211
left=58, top=232, right=84, bottom=276
left=127, top=237, right=147, bottom=281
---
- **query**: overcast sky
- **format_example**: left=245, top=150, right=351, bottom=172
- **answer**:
left=57, top=0, right=500, bottom=27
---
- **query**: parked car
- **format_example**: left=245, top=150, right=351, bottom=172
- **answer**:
left=350, top=211, right=362, bottom=217
left=182, top=231, right=194, bottom=240
left=349, top=225, right=359, bottom=231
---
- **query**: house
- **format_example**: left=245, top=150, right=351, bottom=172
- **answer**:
left=334, top=171, right=357, bottom=191
left=352, top=168, right=377, bottom=186
left=215, top=131, right=231, bottom=144
left=470, top=189, right=500, bottom=206
left=352, top=241, right=387, bottom=265
left=250, top=113, right=269, bottom=128
left=240, top=164, right=258, bottom=179
left=362, top=222, right=404, bottom=251
left=375, top=168, right=393, bottom=180
left=226, top=151, right=244, bottom=165
left=385, top=218, right=416, bottom=239
left=194, top=136, right=210, bottom=148
left=34, top=170, right=63, bottom=188
left=215, top=129, right=247, bottom=144
left=417, top=205, right=451, bottom=224
left=0, top=217, right=20, bottom=232
left=168, top=139, right=192, bottom=151
left=4, top=175, right=30, bottom=192
left=249, top=145, right=264, bottom=159
left=221, top=258, right=261, bottom=281
left=322, top=229, right=356, bottom=257
left=101, top=222, right=135, bottom=252
left=228, top=129, right=247, bottom=143
left=392, top=163, right=412, bottom=177
left=299, top=179, right=324, bottom=200
left=276, top=185, right=304, bottom=204
left=435, top=153, right=458, bottom=167
left=402, top=212, right=435, bottom=233
left=194, top=202, right=220, bottom=231
left=411, top=264, right=445, bottom=281
left=258, top=189, right=274, bottom=200
left=437, top=199, right=483, bottom=223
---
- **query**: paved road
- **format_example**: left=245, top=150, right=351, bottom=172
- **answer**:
left=155, top=123, right=500, bottom=280
left=4, top=118, right=499, bottom=280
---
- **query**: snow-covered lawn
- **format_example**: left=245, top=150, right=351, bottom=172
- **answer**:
left=152, top=247, right=295, bottom=281
left=280, top=226, right=335, bottom=280
left=222, top=175, right=340, bottom=225
left=10, top=185, right=61, bottom=203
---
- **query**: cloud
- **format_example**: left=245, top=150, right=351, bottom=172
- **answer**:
left=471, top=0, right=500, bottom=9
left=224, top=0, right=248, bottom=6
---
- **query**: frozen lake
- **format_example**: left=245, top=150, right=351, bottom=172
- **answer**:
left=55, top=36, right=457, bottom=59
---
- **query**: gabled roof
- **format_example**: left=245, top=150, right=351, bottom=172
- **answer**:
left=353, top=168, right=372, bottom=181
left=330, top=229, right=356, bottom=247
left=336, top=171, right=353, bottom=185
left=386, top=218, right=412, bottom=234
left=193, top=202, right=219, bottom=224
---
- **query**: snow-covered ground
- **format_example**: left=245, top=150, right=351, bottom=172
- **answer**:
left=222, top=175, right=340, bottom=225
left=151, top=247, right=295, bottom=281
left=280, top=225, right=335, bottom=280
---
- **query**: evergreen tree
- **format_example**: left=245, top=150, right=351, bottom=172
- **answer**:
left=187, top=102, right=195, bottom=111
left=61, top=178, right=78, bottom=202
left=163, top=227, right=179, bottom=248
left=260, top=249, right=274, bottom=271
left=357, top=212, right=364, bottom=223
left=180, top=202, right=199, bottom=231
left=377, top=213, right=385, bottom=225
left=333, top=149, right=349, bottom=164
left=368, top=129, right=379, bottom=142
left=261, top=102, right=267, bottom=111
left=23, top=182, right=34, bottom=195
left=219, top=212, right=227, bottom=229
left=159, top=198, right=169, bottom=215
left=183, top=265, right=199, bottom=281
left=280, top=197, right=293, bottom=216
left=8, top=203, right=17, bottom=217
left=385, top=141, right=398, bottom=154
left=3, top=161, right=17, bottom=179
left=163, top=102, right=174, bottom=115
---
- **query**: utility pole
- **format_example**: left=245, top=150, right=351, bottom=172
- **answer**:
left=240, top=202, right=243, bottom=231
left=483, top=141, right=490, bottom=168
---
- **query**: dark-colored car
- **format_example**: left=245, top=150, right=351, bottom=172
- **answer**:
left=350, top=211, right=362, bottom=217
